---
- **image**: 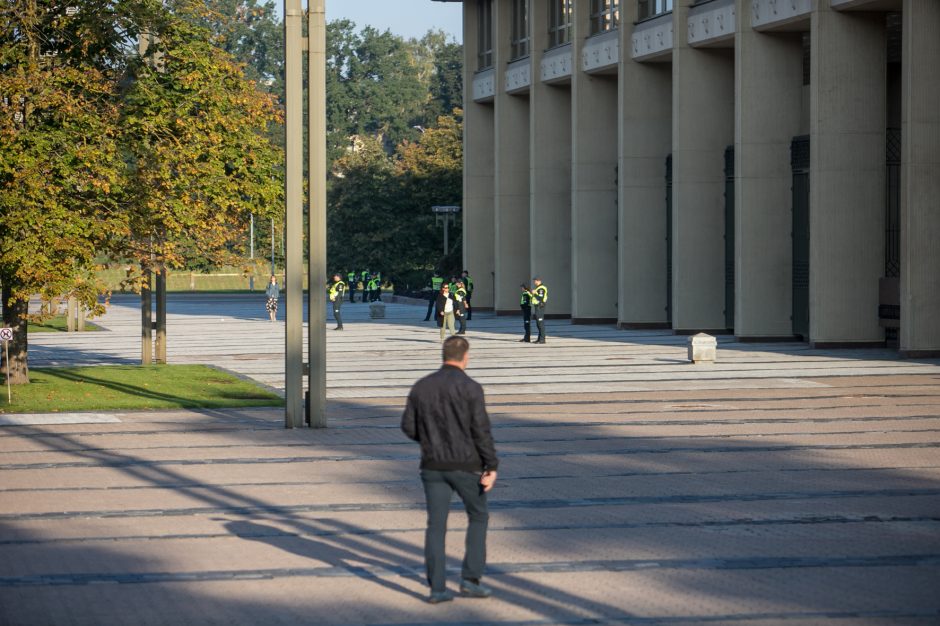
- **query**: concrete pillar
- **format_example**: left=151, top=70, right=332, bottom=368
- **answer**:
left=463, top=0, right=496, bottom=309
left=900, top=0, right=940, bottom=357
left=530, top=0, right=571, bottom=317
left=810, top=6, right=885, bottom=346
left=571, top=1, right=618, bottom=323
left=618, top=0, right=671, bottom=328
left=493, top=0, right=530, bottom=313
left=734, top=5, right=803, bottom=339
left=671, top=0, right=735, bottom=333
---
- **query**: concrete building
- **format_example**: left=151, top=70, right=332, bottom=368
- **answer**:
left=437, top=0, right=939, bottom=356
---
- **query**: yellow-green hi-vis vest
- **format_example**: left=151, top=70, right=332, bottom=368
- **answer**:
left=329, top=280, right=346, bottom=301
left=532, top=285, right=548, bottom=306
left=431, top=276, right=444, bottom=290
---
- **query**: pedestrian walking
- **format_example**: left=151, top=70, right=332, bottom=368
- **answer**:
left=454, top=280, right=469, bottom=335
left=519, top=283, right=532, bottom=342
left=424, top=271, right=444, bottom=321
left=328, top=274, right=346, bottom=330
left=530, top=277, right=548, bottom=344
left=401, top=336, right=499, bottom=604
left=265, top=275, right=280, bottom=322
left=436, top=284, right=457, bottom=342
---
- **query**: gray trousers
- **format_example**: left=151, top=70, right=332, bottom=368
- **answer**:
left=420, top=469, right=489, bottom=592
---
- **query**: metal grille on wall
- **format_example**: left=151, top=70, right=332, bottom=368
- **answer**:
left=791, top=136, right=810, bottom=340
left=665, top=154, right=673, bottom=325
left=885, top=127, right=901, bottom=278
left=724, top=145, right=735, bottom=331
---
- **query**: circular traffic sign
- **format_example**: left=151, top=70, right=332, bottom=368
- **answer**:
left=0, top=328, right=13, bottom=341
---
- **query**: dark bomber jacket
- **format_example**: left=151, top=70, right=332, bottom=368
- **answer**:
left=401, top=364, right=499, bottom=473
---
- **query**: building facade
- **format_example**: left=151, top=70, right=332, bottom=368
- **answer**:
left=439, top=0, right=940, bottom=356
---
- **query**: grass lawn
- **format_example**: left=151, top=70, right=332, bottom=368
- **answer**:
left=0, top=365, right=283, bottom=414
left=28, top=315, right=102, bottom=333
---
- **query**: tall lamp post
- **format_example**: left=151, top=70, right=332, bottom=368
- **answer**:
left=432, top=205, right=461, bottom=256
left=284, top=0, right=327, bottom=429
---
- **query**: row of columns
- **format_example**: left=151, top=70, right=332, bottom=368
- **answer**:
left=461, top=0, right=940, bottom=355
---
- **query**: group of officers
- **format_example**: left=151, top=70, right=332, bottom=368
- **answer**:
left=327, top=269, right=550, bottom=343
left=326, top=269, right=386, bottom=331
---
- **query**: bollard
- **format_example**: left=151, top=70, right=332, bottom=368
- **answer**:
left=369, top=302, right=386, bottom=319
left=688, top=333, right=717, bottom=364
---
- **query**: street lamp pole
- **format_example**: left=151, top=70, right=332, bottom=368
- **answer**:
left=284, top=0, right=304, bottom=428
left=432, top=205, right=461, bottom=257
left=307, top=0, right=327, bottom=428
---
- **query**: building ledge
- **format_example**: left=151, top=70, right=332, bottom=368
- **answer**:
left=472, top=68, right=495, bottom=103
left=752, top=0, right=811, bottom=31
left=540, top=43, right=573, bottom=84
left=688, top=0, right=735, bottom=48
left=505, top=56, right=531, bottom=94
left=632, top=12, right=673, bottom=62
left=582, top=29, right=620, bottom=74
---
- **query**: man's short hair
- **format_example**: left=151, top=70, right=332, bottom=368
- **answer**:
left=442, top=336, right=469, bottom=363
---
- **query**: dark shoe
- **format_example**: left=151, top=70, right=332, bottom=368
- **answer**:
left=519, top=338, right=530, bottom=342
left=333, top=326, right=343, bottom=331
left=536, top=339, right=546, bottom=344
left=427, top=589, right=455, bottom=604
left=457, top=331, right=466, bottom=335
left=459, top=579, right=492, bottom=598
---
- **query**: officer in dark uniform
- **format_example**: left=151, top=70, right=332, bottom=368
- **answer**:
left=347, top=270, right=357, bottom=303
left=455, top=280, right=469, bottom=335
left=461, top=270, right=474, bottom=320
left=329, top=273, right=346, bottom=330
left=424, top=271, right=444, bottom=321
left=519, top=284, right=532, bottom=342
left=530, top=277, right=548, bottom=344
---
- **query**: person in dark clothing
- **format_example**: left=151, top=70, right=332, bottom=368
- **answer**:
left=519, top=284, right=532, bottom=342
left=401, top=336, right=499, bottom=604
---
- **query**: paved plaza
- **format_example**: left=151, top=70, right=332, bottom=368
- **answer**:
left=2, top=294, right=939, bottom=624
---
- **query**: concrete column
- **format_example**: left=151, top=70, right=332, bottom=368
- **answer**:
left=734, top=5, right=803, bottom=339
left=571, top=1, right=618, bottom=323
left=671, top=0, right=734, bottom=333
left=900, top=0, right=940, bottom=357
left=810, top=6, right=885, bottom=346
left=530, top=0, right=571, bottom=317
left=463, top=0, right=496, bottom=309
left=493, top=0, right=530, bottom=313
left=618, top=0, right=671, bottom=328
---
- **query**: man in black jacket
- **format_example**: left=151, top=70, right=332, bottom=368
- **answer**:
left=401, top=336, right=499, bottom=604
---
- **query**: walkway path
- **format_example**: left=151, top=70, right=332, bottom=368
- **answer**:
left=2, top=294, right=938, bottom=624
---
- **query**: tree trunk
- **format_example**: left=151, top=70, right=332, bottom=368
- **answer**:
left=1, top=282, right=30, bottom=384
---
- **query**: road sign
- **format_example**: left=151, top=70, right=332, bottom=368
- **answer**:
left=0, top=328, right=12, bottom=341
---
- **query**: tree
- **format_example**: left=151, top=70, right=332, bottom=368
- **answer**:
left=0, top=0, right=132, bottom=384
left=325, top=21, right=427, bottom=162
left=116, top=4, right=282, bottom=281
left=327, top=113, right=463, bottom=289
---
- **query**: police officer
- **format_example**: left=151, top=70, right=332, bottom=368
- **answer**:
left=373, top=272, right=383, bottom=302
left=329, top=273, right=346, bottom=330
left=530, top=277, right=548, bottom=344
left=347, top=270, right=357, bottom=303
left=454, top=280, right=469, bottom=335
left=424, top=271, right=444, bottom=321
left=461, top=270, right=474, bottom=320
left=519, top=284, right=532, bottom=342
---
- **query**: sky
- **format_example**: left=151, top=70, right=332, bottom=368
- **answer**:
left=276, top=1, right=464, bottom=43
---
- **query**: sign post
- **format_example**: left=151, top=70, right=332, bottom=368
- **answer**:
left=0, top=327, right=12, bottom=403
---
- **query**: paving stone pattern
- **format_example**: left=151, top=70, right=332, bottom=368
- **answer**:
left=1, top=294, right=939, bottom=625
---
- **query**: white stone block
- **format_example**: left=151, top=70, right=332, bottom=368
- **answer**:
left=688, top=333, right=717, bottom=364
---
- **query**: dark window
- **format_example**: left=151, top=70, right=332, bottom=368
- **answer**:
left=549, top=0, right=573, bottom=48
left=478, top=0, right=493, bottom=70
left=637, top=0, right=672, bottom=21
left=590, top=0, right=619, bottom=34
left=510, top=0, right=530, bottom=60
